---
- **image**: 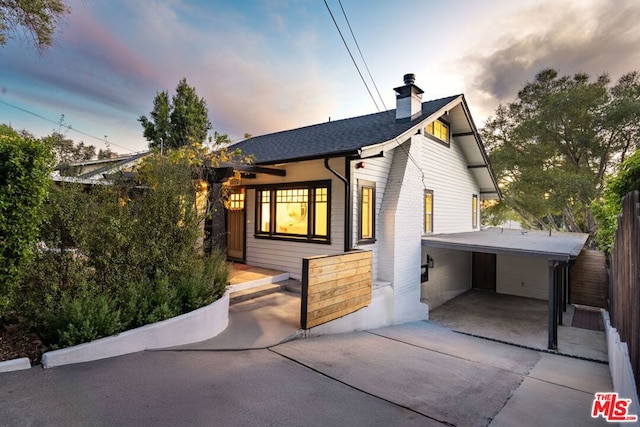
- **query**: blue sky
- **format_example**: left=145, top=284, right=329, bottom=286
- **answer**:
left=1, top=0, right=639, bottom=154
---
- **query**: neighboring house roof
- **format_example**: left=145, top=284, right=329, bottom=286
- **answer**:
left=232, top=94, right=501, bottom=199
left=422, top=228, right=589, bottom=261
left=52, top=151, right=150, bottom=183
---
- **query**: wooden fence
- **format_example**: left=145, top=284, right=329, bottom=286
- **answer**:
left=301, top=250, right=372, bottom=329
left=571, top=249, right=608, bottom=308
left=610, top=190, right=640, bottom=387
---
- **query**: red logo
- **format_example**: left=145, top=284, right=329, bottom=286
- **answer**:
left=592, top=392, right=638, bottom=422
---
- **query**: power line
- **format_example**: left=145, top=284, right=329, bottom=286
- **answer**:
left=327, top=1, right=428, bottom=189
left=0, top=98, right=136, bottom=153
left=323, top=0, right=380, bottom=112
left=337, top=0, right=388, bottom=112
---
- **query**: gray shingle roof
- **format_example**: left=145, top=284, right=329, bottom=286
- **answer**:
left=232, top=95, right=459, bottom=164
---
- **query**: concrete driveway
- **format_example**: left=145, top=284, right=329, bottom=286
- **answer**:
left=0, top=318, right=612, bottom=426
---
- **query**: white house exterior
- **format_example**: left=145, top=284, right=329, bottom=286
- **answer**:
left=224, top=74, right=501, bottom=330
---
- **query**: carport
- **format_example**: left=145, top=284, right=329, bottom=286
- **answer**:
left=422, top=228, right=589, bottom=350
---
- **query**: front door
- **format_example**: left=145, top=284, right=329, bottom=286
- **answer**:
left=472, top=252, right=496, bottom=291
left=226, top=188, right=245, bottom=261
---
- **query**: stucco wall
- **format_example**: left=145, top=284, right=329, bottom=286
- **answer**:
left=496, top=255, right=548, bottom=300
left=421, top=247, right=471, bottom=311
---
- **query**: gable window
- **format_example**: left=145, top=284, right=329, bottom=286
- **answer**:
left=426, top=120, right=450, bottom=144
left=358, top=180, right=376, bottom=244
left=424, top=190, right=434, bottom=233
left=472, top=194, right=479, bottom=229
left=255, top=180, right=330, bottom=243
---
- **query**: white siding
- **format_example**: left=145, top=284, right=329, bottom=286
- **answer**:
left=496, top=255, right=548, bottom=300
left=421, top=247, right=471, bottom=310
left=243, top=158, right=345, bottom=279
left=419, top=133, right=481, bottom=234
left=351, top=152, right=394, bottom=281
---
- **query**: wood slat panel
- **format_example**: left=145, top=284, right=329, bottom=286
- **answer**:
left=301, top=250, right=372, bottom=329
left=571, top=249, right=607, bottom=308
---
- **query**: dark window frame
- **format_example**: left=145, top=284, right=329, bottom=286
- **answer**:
left=253, top=180, right=331, bottom=244
left=425, top=118, right=451, bottom=147
left=357, top=179, right=376, bottom=245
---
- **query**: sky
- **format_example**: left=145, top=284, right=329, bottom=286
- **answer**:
left=1, top=0, right=639, bottom=154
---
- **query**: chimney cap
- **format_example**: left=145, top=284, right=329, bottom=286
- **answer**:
left=403, top=73, right=416, bottom=85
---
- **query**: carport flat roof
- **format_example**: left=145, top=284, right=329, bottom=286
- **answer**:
left=422, top=228, right=589, bottom=261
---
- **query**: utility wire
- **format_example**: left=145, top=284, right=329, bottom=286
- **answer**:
left=323, top=0, right=380, bottom=112
left=0, top=98, right=136, bottom=153
left=338, top=0, right=388, bottom=112
left=328, top=0, right=428, bottom=189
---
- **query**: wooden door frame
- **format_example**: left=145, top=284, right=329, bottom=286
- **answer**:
left=226, top=188, right=246, bottom=263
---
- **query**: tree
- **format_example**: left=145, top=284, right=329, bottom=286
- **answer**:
left=591, top=149, right=640, bottom=254
left=139, top=78, right=212, bottom=152
left=42, top=132, right=96, bottom=166
left=482, top=69, right=640, bottom=234
left=0, top=124, right=54, bottom=315
left=0, top=0, right=70, bottom=52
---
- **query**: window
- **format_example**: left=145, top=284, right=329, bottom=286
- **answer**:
left=255, top=181, right=330, bottom=243
left=358, top=180, right=375, bottom=244
left=424, top=190, right=433, bottom=233
left=472, top=194, right=478, bottom=229
left=425, top=119, right=449, bottom=143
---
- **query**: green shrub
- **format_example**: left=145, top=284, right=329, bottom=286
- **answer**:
left=14, top=147, right=231, bottom=349
left=50, top=283, right=121, bottom=349
left=0, top=126, right=54, bottom=315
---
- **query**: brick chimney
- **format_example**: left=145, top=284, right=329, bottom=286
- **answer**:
left=394, top=73, right=424, bottom=122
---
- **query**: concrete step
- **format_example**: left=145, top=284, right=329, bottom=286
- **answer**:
left=278, top=279, right=302, bottom=295
left=230, top=283, right=283, bottom=304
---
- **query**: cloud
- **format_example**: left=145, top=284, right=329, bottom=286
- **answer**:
left=464, top=0, right=640, bottom=119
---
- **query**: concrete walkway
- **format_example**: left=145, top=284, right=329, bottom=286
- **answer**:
left=0, top=292, right=616, bottom=426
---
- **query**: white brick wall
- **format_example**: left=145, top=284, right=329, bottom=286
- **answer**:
left=379, top=139, right=428, bottom=323
left=421, top=247, right=471, bottom=310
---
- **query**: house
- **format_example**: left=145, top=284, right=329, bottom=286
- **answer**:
left=216, top=74, right=588, bottom=347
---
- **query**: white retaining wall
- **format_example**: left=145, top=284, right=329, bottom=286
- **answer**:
left=41, top=291, right=230, bottom=369
left=603, top=310, right=640, bottom=420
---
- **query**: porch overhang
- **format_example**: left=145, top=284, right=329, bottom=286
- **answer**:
left=422, top=228, right=589, bottom=351
left=209, top=163, right=287, bottom=183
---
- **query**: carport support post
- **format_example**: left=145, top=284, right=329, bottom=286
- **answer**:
left=547, top=260, right=558, bottom=350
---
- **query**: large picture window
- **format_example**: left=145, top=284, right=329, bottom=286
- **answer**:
left=358, top=180, right=375, bottom=244
left=255, top=181, right=330, bottom=243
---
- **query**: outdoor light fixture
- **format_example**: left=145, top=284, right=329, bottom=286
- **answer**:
left=427, top=254, right=434, bottom=269
left=356, top=161, right=365, bottom=169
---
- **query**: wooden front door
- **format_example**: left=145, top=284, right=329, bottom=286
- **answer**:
left=472, top=252, right=496, bottom=291
left=226, top=188, right=245, bottom=261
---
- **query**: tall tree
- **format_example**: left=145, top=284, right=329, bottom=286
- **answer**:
left=139, top=78, right=212, bottom=152
left=482, top=69, right=640, bottom=234
left=0, top=0, right=70, bottom=51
